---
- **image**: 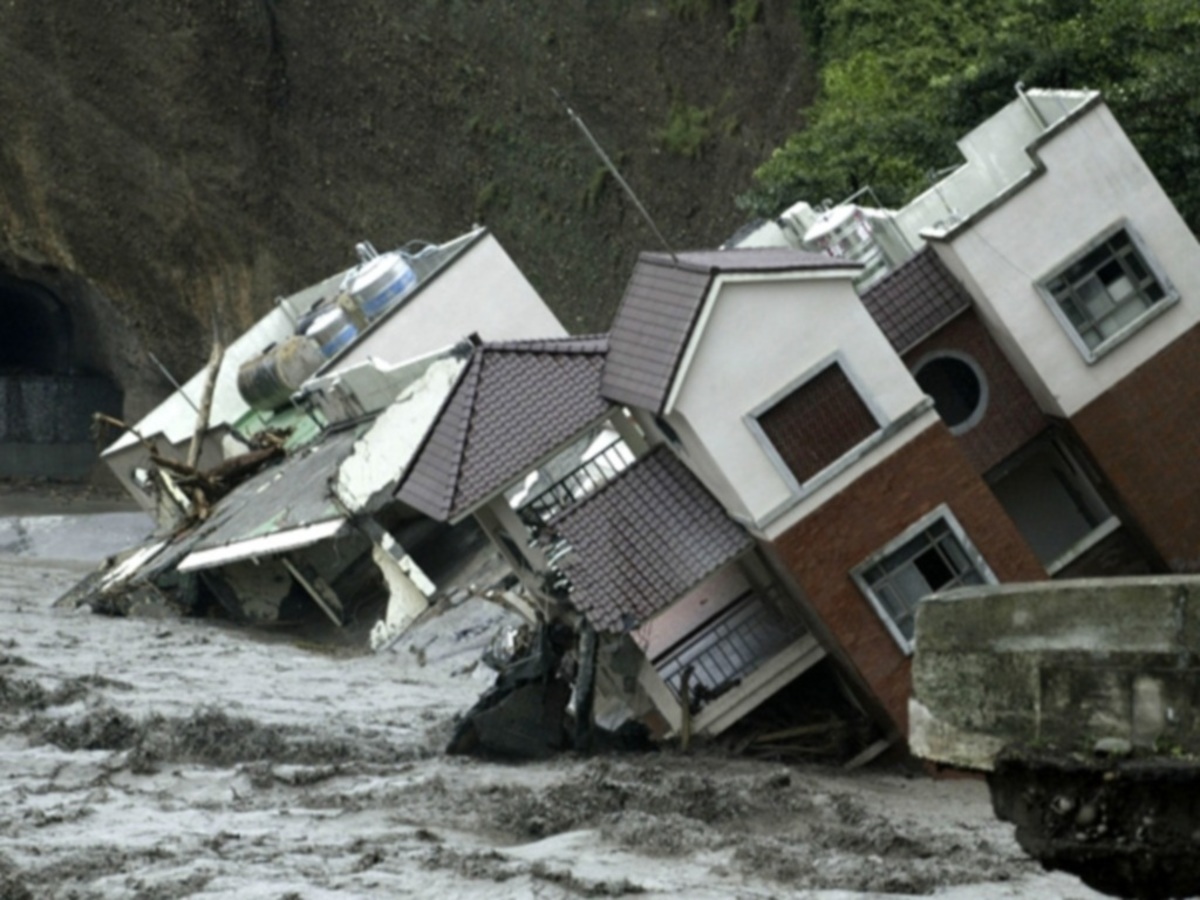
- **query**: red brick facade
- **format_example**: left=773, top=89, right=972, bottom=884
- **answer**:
left=768, top=422, right=1045, bottom=736
left=1070, top=322, right=1200, bottom=572
left=903, top=311, right=1048, bottom=475
left=758, top=362, right=877, bottom=484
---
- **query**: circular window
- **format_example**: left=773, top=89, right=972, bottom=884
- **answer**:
left=914, top=354, right=986, bottom=433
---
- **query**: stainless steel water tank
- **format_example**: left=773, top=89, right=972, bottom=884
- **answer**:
left=303, top=305, right=358, bottom=358
left=342, top=252, right=417, bottom=321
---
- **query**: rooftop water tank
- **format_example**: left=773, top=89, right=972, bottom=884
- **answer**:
left=236, top=335, right=325, bottom=411
left=304, top=305, right=358, bottom=358
left=342, top=252, right=417, bottom=321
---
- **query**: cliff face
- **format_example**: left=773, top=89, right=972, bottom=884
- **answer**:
left=0, top=1, right=816, bottom=417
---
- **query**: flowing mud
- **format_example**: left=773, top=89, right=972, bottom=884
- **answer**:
left=0, top=507, right=1107, bottom=899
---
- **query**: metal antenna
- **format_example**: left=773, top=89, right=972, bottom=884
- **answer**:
left=552, top=88, right=677, bottom=262
left=148, top=352, right=200, bottom=414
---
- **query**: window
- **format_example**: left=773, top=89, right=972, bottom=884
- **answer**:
left=1039, top=225, right=1177, bottom=360
left=852, top=508, right=995, bottom=653
left=987, top=434, right=1118, bottom=574
left=913, top=353, right=986, bottom=434
left=754, top=361, right=879, bottom=487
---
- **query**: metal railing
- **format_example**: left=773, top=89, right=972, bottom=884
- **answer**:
left=653, top=589, right=807, bottom=707
left=521, top=439, right=633, bottom=525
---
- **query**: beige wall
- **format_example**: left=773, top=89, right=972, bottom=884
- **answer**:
left=669, top=271, right=929, bottom=528
left=934, top=102, right=1200, bottom=418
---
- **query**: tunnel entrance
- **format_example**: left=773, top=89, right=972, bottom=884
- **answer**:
left=0, top=276, right=73, bottom=374
left=0, top=273, right=123, bottom=479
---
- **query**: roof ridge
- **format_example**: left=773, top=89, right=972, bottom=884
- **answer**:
left=482, top=333, right=609, bottom=352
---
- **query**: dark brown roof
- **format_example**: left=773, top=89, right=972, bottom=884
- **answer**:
left=552, top=447, right=753, bottom=634
left=395, top=335, right=611, bottom=521
left=859, top=247, right=972, bottom=353
left=602, top=248, right=854, bottom=414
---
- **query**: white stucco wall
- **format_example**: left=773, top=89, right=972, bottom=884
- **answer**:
left=669, top=272, right=930, bottom=528
left=932, top=102, right=1200, bottom=418
left=333, top=232, right=565, bottom=371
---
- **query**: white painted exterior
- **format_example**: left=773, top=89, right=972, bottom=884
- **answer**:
left=668, top=271, right=930, bottom=528
left=103, top=271, right=342, bottom=458
left=333, top=353, right=469, bottom=511
left=931, top=100, right=1200, bottom=417
left=894, top=89, right=1095, bottom=248
left=332, top=231, right=565, bottom=370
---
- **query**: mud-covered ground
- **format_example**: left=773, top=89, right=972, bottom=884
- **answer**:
left=0, top=507, right=1106, bottom=899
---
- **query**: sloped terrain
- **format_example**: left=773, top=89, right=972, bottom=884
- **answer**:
left=0, top=2, right=818, bottom=420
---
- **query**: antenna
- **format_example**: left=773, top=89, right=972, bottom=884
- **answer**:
left=552, top=88, right=677, bottom=263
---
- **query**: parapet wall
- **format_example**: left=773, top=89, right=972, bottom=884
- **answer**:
left=910, top=577, right=1200, bottom=770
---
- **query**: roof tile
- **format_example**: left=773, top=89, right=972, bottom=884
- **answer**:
left=552, top=447, right=753, bottom=633
left=859, top=247, right=972, bottom=352
left=396, top=335, right=611, bottom=520
left=602, top=247, right=856, bottom=413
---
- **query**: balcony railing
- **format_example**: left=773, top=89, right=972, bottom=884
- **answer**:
left=520, top=439, right=633, bottom=525
left=653, top=589, right=808, bottom=708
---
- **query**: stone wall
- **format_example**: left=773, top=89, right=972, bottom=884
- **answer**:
left=911, top=577, right=1200, bottom=770
left=0, top=374, right=121, bottom=477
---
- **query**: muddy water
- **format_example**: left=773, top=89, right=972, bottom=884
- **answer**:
left=0, top=505, right=1106, bottom=899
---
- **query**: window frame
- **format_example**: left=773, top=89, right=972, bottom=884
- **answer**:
left=851, top=505, right=998, bottom=655
left=745, top=352, right=889, bottom=500
left=910, top=350, right=989, bottom=436
left=1036, top=220, right=1179, bottom=364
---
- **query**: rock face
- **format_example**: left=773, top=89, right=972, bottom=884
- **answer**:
left=0, top=1, right=817, bottom=423
left=989, top=749, right=1200, bottom=900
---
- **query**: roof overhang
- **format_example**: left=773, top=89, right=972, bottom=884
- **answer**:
left=177, top=518, right=349, bottom=573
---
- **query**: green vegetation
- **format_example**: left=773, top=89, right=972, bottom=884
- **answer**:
left=727, top=0, right=762, bottom=48
left=746, top=0, right=1200, bottom=233
left=657, top=101, right=714, bottom=160
left=580, top=166, right=610, bottom=212
left=666, top=0, right=762, bottom=48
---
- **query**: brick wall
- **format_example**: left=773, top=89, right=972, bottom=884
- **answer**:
left=768, top=423, right=1045, bottom=736
left=1070, top=322, right=1200, bottom=571
left=758, top=362, right=877, bottom=484
left=903, top=311, right=1048, bottom=475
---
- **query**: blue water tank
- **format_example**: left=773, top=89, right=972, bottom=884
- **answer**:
left=343, top=253, right=417, bottom=321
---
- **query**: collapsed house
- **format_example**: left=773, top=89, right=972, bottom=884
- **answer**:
left=78, top=86, right=1200, bottom=759
left=80, top=226, right=566, bottom=644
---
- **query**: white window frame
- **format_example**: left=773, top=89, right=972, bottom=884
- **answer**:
left=745, top=351, right=888, bottom=500
left=1036, top=220, right=1179, bottom=364
left=911, top=350, right=989, bottom=436
left=851, top=505, right=997, bottom=655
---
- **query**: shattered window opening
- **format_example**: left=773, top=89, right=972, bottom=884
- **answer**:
left=1039, top=224, right=1176, bottom=360
left=853, top=509, right=994, bottom=654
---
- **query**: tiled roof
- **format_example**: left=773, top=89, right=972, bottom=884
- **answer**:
left=552, top=447, right=753, bottom=634
left=602, top=248, right=854, bottom=414
left=395, top=335, right=612, bottom=521
left=860, top=247, right=972, bottom=353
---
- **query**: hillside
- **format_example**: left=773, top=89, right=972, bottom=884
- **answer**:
left=0, top=1, right=817, bottom=418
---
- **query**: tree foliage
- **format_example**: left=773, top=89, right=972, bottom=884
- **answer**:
left=749, top=0, right=1200, bottom=232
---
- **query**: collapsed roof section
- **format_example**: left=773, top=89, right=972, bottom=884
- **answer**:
left=396, top=335, right=613, bottom=523
left=601, top=247, right=857, bottom=415
left=550, top=446, right=754, bottom=634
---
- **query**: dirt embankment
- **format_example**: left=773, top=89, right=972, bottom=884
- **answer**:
left=0, top=2, right=818, bottom=419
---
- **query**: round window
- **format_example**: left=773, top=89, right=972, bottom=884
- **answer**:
left=914, top=355, right=986, bottom=432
